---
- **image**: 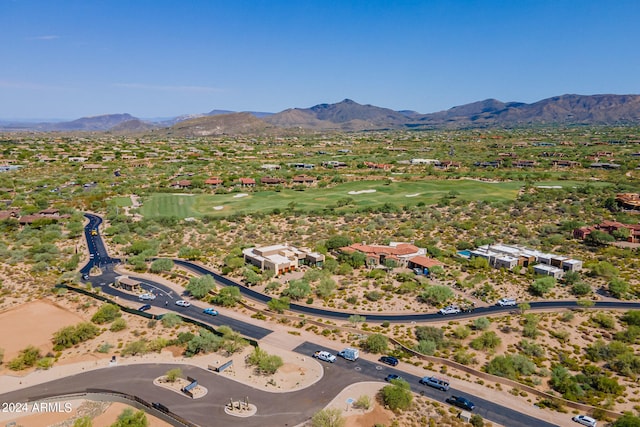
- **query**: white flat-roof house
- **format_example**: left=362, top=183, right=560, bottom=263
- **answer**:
left=243, top=244, right=324, bottom=276
left=534, top=264, right=565, bottom=279
left=470, top=243, right=581, bottom=274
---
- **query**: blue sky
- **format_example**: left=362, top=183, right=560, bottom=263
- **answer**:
left=1, top=0, right=639, bottom=120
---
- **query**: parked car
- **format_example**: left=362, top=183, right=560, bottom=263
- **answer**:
left=313, top=350, right=337, bottom=363
left=203, top=308, right=218, bottom=316
left=497, top=297, right=517, bottom=306
left=91, top=229, right=98, bottom=236
left=379, top=355, right=399, bottom=366
left=385, top=374, right=403, bottom=382
left=138, top=304, right=151, bottom=312
left=445, top=396, right=475, bottom=411
left=572, top=415, right=597, bottom=427
left=439, top=305, right=461, bottom=315
left=175, top=300, right=191, bottom=307
left=139, top=293, right=156, bottom=301
left=82, top=274, right=89, bottom=280
left=419, top=376, right=450, bottom=391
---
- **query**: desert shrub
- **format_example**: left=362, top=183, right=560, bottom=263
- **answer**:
left=109, top=318, right=127, bottom=332
left=311, top=408, right=345, bottom=427
left=246, top=347, right=284, bottom=375
left=160, top=313, right=183, bottom=328
left=165, top=368, right=182, bottom=382
left=121, top=339, right=148, bottom=356
left=53, top=322, right=101, bottom=350
left=8, top=346, right=42, bottom=370
left=470, top=331, right=501, bottom=351
left=91, top=303, right=121, bottom=324
left=267, top=296, right=290, bottom=313
left=473, top=317, right=491, bottom=331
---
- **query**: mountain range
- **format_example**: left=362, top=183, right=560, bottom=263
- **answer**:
left=3, top=94, right=640, bottom=134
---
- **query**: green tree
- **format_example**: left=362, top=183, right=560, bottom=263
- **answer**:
left=612, top=414, right=640, bottom=427
left=109, top=318, right=127, bottom=332
left=186, top=275, right=216, bottom=299
left=585, top=230, right=615, bottom=246
left=380, top=379, right=413, bottom=411
left=326, top=235, right=352, bottom=251
left=110, top=408, right=148, bottom=427
left=349, top=314, right=366, bottom=328
left=211, top=286, right=242, bottom=307
left=282, top=279, right=311, bottom=300
left=364, top=333, right=388, bottom=354
left=267, top=296, right=290, bottom=313
left=165, top=368, right=182, bottom=382
left=571, top=281, right=591, bottom=296
left=149, top=258, right=173, bottom=274
left=622, top=311, right=640, bottom=326
left=470, top=414, right=485, bottom=427
left=178, top=246, right=202, bottom=260
left=420, top=285, right=454, bottom=305
left=243, top=268, right=262, bottom=286
left=529, top=276, right=555, bottom=296
left=609, top=278, right=630, bottom=299
left=590, top=261, right=619, bottom=278
left=311, top=408, right=346, bottom=427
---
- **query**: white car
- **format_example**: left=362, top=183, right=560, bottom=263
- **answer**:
left=175, top=300, right=191, bottom=307
left=572, top=415, right=597, bottom=427
left=439, top=305, right=461, bottom=315
left=313, top=350, right=337, bottom=363
left=497, top=297, right=517, bottom=306
left=139, top=293, right=156, bottom=301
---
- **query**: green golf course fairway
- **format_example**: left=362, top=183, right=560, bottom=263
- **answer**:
left=138, top=179, right=607, bottom=219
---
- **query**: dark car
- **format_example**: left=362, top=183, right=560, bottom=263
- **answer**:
left=138, top=304, right=151, bottom=312
left=385, top=374, right=403, bottom=382
left=151, top=402, right=169, bottom=413
left=445, top=395, right=475, bottom=411
left=379, top=356, right=399, bottom=366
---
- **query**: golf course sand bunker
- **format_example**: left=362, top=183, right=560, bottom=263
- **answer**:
left=213, top=206, right=224, bottom=210
left=233, top=193, right=249, bottom=198
left=348, top=189, right=377, bottom=195
left=405, top=193, right=420, bottom=197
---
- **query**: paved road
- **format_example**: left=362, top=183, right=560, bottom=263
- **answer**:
left=0, top=345, right=559, bottom=427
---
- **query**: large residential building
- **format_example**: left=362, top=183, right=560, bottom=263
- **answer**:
left=574, top=220, right=640, bottom=244
left=243, top=244, right=325, bottom=276
left=469, top=244, right=582, bottom=277
left=339, top=242, right=429, bottom=268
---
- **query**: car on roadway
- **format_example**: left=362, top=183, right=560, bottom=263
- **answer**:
left=439, top=305, right=461, bottom=315
left=497, top=297, right=517, bottom=306
left=203, top=308, right=218, bottom=316
left=91, top=229, right=98, bottom=236
left=175, top=300, right=191, bottom=307
left=445, top=396, right=475, bottom=411
left=152, top=402, right=169, bottom=413
left=82, top=274, right=89, bottom=280
left=572, top=415, right=597, bottom=427
left=379, top=355, right=399, bottom=366
left=138, top=304, right=151, bottom=312
left=385, top=374, right=403, bottom=382
left=419, top=376, right=450, bottom=391
left=139, top=293, right=156, bottom=301
left=313, top=350, right=336, bottom=363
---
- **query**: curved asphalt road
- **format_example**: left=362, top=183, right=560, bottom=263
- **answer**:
left=14, top=212, right=634, bottom=426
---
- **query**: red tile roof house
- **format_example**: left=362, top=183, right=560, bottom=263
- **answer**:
left=339, top=242, right=429, bottom=268
left=260, top=177, right=286, bottom=185
left=239, top=177, right=256, bottom=187
left=575, top=220, right=640, bottom=243
left=204, top=177, right=224, bottom=188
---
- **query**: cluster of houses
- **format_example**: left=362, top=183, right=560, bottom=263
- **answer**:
left=170, top=174, right=319, bottom=189
left=0, top=207, right=69, bottom=225
left=616, top=193, right=640, bottom=211
left=468, top=244, right=582, bottom=279
left=242, top=241, right=444, bottom=277
left=574, top=220, right=640, bottom=244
